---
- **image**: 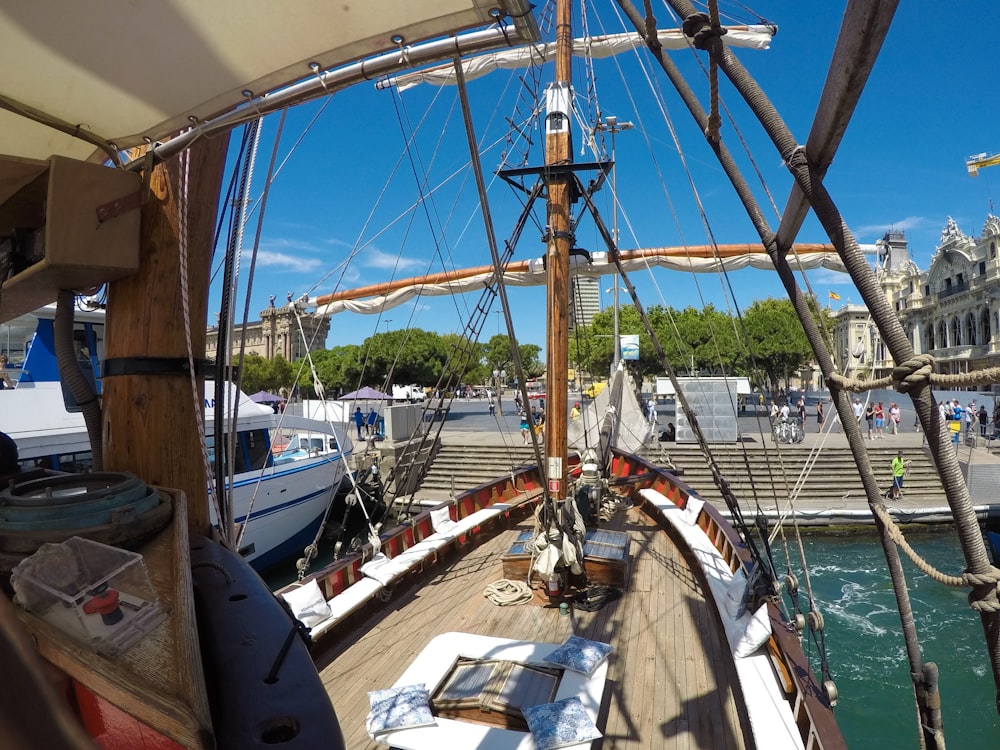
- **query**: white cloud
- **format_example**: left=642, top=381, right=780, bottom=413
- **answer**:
left=853, top=215, right=933, bottom=240
left=363, top=247, right=426, bottom=272
left=255, top=250, right=327, bottom=273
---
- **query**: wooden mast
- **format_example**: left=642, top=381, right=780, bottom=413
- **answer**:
left=103, top=135, right=230, bottom=536
left=545, top=0, right=572, bottom=500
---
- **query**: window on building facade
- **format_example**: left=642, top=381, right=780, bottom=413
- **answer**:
left=965, top=313, right=976, bottom=346
left=992, top=241, right=997, bottom=259
left=980, top=261, right=987, bottom=276
left=982, top=309, right=992, bottom=343
left=924, top=285, right=930, bottom=296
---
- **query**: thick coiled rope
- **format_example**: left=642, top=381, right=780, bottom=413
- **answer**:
left=484, top=579, right=533, bottom=606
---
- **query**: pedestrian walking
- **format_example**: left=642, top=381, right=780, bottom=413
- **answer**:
left=889, top=451, right=905, bottom=500
left=816, top=399, right=824, bottom=433
left=864, top=401, right=875, bottom=439
left=488, top=395, right=496, bottom=417
left=353, top=407, right=364, bottom=439
left=852, top=398, right=864, bottom=424
left=519, top=409, right=530, bottom=445
left=978, top=404, right=989, bottom=437
left=889, top=403, right=900, bottom=435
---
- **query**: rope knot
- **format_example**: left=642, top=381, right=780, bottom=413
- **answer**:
left=682, top=12, right=727, bottom=49
left=963, top=566, right=1000, bottom=613
left=825, top=372, right=851, bottom=394
left=786, top=145, right=809, bottom=170
left=891, top=354, right=936, bottom=394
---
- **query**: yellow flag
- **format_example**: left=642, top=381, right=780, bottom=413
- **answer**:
left=828, top=290, right=841, bottom=300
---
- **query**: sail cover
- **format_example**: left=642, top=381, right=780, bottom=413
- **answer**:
left=0, top=1, right=537, bottom=164
left=380, top=26, right=775, bottom=92
left=311, top=244, right=863, bottom=316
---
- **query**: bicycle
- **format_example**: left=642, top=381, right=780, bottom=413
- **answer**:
left=773, top=418, right=805, bottom=444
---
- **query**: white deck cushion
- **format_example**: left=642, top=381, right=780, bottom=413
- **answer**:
left=734, top=603, right=772, bottom=658
left=366, top=684, right=436, bottom=739
left=523, top=696, right=602, bottom=750
left=543, top=635, right=613, bottom=676
left=640, top=488, right=801, bottom=749
left=430, top=506, right=456, bottom=534
left=279, top=579, right=332, bottom=629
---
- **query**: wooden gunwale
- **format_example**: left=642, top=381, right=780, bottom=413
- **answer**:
left=289, top=464, right=547, bottom=603
left=607, top=448, right=844, bottom=750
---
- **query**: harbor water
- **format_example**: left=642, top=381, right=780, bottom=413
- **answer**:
left=795, top=530, right=1000, bottom=748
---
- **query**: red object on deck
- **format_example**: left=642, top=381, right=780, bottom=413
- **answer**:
left=82, top=589, right=120, bottom=617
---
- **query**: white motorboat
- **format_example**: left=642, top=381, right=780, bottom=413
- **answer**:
left=0, top=304, right=353, bottom=571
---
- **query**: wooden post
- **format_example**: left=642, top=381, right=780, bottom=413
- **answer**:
left=103, top=135, right=230, bottom=536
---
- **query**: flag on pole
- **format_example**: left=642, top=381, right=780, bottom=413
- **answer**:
left=828, top=290, right=841, bottom=301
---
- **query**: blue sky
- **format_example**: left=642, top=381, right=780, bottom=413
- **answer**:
left=209, top=1, right=1000, bottom=357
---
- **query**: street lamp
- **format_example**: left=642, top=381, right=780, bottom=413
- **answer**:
left=595, top=114, right=633, bottom=373
left=383, top=319, right=392, bottom=334
left=496, top=310, right=502, bottom=336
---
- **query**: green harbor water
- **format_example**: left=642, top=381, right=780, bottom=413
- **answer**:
left=795, top=530, right=1000, bottom=748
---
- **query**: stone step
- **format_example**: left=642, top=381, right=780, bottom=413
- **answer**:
left=416, top=442, right=947, bottom=503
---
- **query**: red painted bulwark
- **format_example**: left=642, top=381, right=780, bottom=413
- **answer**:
left=74, top=682, right=184, bottom=750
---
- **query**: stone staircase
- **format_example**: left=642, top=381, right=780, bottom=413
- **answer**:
left=416, top=440, right=948, bottom=508
left=638, top=442, right=948, bottom=507
left=416, top=444, right=542, bottom=499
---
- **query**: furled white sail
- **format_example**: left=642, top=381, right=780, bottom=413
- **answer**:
left=379, top=27, right=775, bottom=92
left=567, top=365, right=650, bottom=454
left=311, top=244, right=864, bottom=317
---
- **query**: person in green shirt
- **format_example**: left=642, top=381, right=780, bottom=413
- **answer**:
left=890, top=451, right=905, bottom=500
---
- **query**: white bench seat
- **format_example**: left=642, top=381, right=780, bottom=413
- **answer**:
left=640, top=489, right=805, bottom=750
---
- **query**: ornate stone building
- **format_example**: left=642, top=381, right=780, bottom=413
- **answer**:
left=206, top=295, right=330, bottom=361
left=831, top=216, right=1000, bottom=383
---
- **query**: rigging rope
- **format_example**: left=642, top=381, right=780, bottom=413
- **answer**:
left=872, top=504, right=1000, bottom=613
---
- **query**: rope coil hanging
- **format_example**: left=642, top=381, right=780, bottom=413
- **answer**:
left=873, top=504, right=1000, bottom=613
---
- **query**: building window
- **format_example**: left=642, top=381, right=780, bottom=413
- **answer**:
left=980, top=261, right=987, bottom=276
left=924, top=285, right=930, bottom=296
left=992, top=241, right=997, bottom=259
left=982, top=308, right=992, bottom=343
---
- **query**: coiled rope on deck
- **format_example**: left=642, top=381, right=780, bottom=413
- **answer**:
left=484, top=579, right=533, bottom=606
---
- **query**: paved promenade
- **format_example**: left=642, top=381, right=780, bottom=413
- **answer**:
left=423, top=400, right=1000, bottom=525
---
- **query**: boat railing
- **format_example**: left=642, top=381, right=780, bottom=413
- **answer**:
left=609, top=448, right=843, bottom=750
left=287, top=463, right=547, bottom=609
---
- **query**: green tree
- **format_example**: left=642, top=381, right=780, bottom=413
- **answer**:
left=742, top=298, right=814, bottom=393
left=482, top=334, right=543, bottom=381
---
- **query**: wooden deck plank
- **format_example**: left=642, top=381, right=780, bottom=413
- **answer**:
left=314, top=508, right=751, bottom=750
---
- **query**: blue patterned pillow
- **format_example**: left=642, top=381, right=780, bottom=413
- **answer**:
left=523, top=696, right=602, bottom=750
left=365, top=683, right=435, bottom=739
left=543, top=635, right=613, bottom=676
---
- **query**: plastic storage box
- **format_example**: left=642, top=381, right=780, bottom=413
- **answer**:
left=11, top=536, right=164, bottom=656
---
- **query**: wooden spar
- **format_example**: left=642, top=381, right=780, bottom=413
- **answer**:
left=544, top=0, right=572, bottom=500
left=103, top=135, right=230, bottom=537
left=310, top=242, right=838, bottom=305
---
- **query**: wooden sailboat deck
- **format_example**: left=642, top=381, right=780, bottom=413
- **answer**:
left=313, top=505, right=751, bottom=749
